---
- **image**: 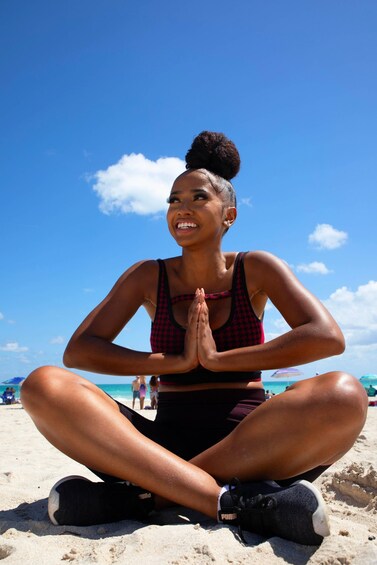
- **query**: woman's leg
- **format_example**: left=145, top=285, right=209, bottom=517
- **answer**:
left=21, top=366, right=220, bottom=518
left=190, top=372, right=368, bottom=482
left=22, top=369, right=367, bottom=521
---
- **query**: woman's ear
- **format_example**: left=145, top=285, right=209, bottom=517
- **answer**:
left=223, top=207, right=237, bottom=227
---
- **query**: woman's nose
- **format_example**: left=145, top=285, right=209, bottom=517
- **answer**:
left=176, top=200, right=193, bottom=213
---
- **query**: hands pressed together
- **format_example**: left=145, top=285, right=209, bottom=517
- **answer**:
left=181, top=288, right=218, bottom=372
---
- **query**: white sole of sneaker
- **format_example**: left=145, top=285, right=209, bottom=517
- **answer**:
left=294, top=480, right=330, bottom=538
left=48, top=475, right=90, bottom=526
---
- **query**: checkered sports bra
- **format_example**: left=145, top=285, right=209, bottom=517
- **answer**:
left=150, top=252, right=264, bottom=386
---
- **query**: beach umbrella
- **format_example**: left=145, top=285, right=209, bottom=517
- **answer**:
left=1, top=377, right=25, bottom=386
left=359, top=374, right=377, bottom=384
left=271, top=368, right=304, bottom=379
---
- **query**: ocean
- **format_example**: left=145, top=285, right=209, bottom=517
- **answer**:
left=94, top=377, right=377, bottom=402
left=2, top=377, right=376, bottom=404
left=96, top=381, right=298, bottom=403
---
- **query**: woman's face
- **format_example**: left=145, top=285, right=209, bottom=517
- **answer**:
left=166, top=170, right=236, bottom=248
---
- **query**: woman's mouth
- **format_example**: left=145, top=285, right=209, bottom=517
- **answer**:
left=176, top=222, right=198, bottom=230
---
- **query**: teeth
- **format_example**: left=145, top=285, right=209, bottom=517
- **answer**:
left=177, top=222, right=197, bottom=229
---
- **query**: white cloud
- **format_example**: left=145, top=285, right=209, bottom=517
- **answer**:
left=268, top=281, right=377, bottom=348
left=264, top=281, right=377, bottom=370
left=296, top=261, right=332, bottom=275
left=0, top=312, right=4, bottom=320
left=50, top=336, right=65, bottom=345
left=0, top=341, right=29, bottom=353
left=324, top=281, right=377, bottom=348
left=240, top=197, right=252, bottom=208
left=309, top=224, right=348, bottom=250
left=91, top=153, right=185, bottom=215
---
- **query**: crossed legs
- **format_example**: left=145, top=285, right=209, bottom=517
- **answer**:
left=192, top=372, right=368, bottom=482
left=21, top=367, right=368, bottom=521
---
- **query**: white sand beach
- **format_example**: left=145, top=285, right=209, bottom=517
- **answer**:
left=1, top=403, right=376, bottom=564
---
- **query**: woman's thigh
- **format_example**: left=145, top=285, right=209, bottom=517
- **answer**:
left=92, top=388, right=266, bottom=481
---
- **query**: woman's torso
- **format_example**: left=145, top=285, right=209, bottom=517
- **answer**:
left=147, top=252, right=265, bottom=391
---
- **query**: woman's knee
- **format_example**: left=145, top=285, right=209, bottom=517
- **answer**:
left=302, top=371, right=368, bottom=427
left=21, top=365, right=69, bottom=410
left=322, top=371, right=367, bottom=409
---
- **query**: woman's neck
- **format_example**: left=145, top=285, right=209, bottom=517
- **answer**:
left=177, top=248, right=233, bottom=289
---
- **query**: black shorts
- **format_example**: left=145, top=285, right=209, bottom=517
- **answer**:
left=91, top=388, right=328, bottom=485
left=126, top=388, right=266, bottom=459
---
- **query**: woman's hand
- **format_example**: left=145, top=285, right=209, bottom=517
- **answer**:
left=179, top=289, right=201, bottom=371
left=197, top=289, right=218, bottom=370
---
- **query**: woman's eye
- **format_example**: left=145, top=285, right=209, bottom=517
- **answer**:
left=166, top=192, right=207, bottom=204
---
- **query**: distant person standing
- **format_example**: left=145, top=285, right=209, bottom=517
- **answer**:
left=131, top=376, right=141, bottom=409
left=149, top=376, right=159, bottom=409
left=139, top=376, right=147, bottom=409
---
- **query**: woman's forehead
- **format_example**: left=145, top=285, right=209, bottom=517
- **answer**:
left=171, top=169, right=215, bottom=192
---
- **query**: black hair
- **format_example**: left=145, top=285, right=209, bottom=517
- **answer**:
left=185, top=131, right=240, bottom=180
left=185, top=131, right=240, bottom=207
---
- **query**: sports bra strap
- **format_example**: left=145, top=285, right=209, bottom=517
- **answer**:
left=171, top=289, right=232, bottom=305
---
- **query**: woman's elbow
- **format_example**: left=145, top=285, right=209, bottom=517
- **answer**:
left=63, top=340, right=81, bottom=368
left=327, top=326, right=346, bottom=356
left=63, top=348, right=74, bottom=368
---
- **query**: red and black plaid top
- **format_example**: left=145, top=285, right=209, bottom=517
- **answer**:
left=151, top=252, right=264, bottom=385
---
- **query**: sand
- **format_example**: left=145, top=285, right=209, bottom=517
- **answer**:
left=1, top=404, right=376, bottom=565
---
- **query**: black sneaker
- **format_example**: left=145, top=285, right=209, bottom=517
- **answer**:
left=48, top=475, right=155, bottom=526
left=219, top=479, right=330, bottom=545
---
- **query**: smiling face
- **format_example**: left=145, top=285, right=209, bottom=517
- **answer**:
left=166, top=170, right=236, bottom=248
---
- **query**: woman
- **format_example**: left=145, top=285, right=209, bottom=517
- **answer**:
left=139, top=376, right=147, bottom=410
left=149, top=376, right=159, bottom=409
left=21, top=131, right=367, bottom=545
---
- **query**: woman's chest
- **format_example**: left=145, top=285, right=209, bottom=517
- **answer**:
left=171, top=297, right=232, bottom=330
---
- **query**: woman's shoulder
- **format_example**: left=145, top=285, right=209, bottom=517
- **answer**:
left=115, top=258, right=180, bottom=301
left=243, top=250, right=288, bottom=269
left=242, top=251, right=294, bottom=290
left=112, top=260, right=161, bottom=299
left=118, top=259, right=160, bottom=280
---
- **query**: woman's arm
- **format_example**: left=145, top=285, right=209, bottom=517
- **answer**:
left=64, top=260, right=198, bottom=376
left=198, top=251, right=345, bottom=372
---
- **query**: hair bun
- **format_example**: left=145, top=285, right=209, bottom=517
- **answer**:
left=185, top=131, right=240, bottom=180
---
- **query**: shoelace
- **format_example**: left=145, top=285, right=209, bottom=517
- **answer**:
left=228, top=478, right=276, bottom=543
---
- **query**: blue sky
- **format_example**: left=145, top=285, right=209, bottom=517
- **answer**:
left=1, top=0, right=376, bottom=384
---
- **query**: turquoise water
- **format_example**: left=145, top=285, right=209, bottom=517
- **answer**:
left=98, top=381, right=297, bottom=402
left=96, top=379, right=312, bottom=402
left=98, top=377, right=377, bottom=402
left=0, top=381, right=294, bottom=404
left=2, top=377, right=376, bottom=404
left=0, top=382, right=297, bottom=404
